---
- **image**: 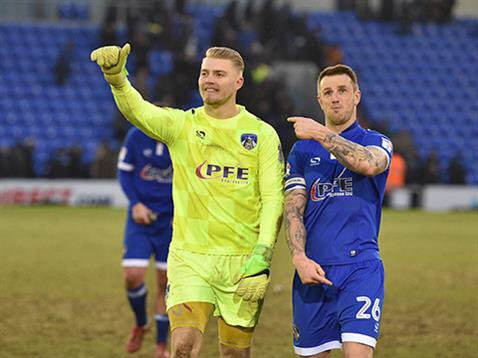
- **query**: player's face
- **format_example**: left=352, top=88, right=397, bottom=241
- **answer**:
left=198, top=58, right=244, bottom=106
left=318, top=74, right=361, bottom=126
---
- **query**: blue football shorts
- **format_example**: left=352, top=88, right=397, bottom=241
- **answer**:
left=292, top=259, right=384, bottom=356
left=122, top=216, right=172, bottom=270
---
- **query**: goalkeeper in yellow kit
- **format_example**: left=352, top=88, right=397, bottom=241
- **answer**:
left=91, top=43, right=284, bottom=357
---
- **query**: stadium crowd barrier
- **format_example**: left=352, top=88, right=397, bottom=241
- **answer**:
left=0, top=180, right=477, bottom=211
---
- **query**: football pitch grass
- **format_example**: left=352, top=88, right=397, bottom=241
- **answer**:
left=0, top=206, right=477, bottom=357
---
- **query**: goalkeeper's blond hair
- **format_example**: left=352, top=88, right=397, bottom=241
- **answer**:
left=205, top=47, right=245, bottom=73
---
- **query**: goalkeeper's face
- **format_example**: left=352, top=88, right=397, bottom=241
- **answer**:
left=318, top=74, right=361, bottom=127
left=198, top=58, right=244, bottom=107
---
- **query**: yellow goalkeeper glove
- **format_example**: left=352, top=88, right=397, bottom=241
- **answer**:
left=90, top=43, right=130, bottom=88
left=235, top=244, right=273, bottom=302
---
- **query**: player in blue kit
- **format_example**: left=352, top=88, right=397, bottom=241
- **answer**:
left=285, top=64, right=393, bottom=358
left=118, top=126, right=173, bottom=358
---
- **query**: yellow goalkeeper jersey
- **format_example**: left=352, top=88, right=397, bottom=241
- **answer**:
left=112, top=84, right=284, bottom=255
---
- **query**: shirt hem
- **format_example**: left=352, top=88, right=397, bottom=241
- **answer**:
left=170, top=245, right=254, bottom=256
left=312, top=250, right=381, bottom=266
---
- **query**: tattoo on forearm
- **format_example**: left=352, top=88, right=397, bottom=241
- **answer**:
left=284, top=190, right=308, bottom=257
left=322, top=134, right=387, bottom=175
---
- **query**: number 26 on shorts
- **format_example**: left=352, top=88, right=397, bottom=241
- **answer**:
left=355, top=296, right=381, bottom=321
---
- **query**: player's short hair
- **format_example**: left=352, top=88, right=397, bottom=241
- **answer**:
left=205, top=47, right=245, bottom=72
left=318, top=64, right=359, bottom=90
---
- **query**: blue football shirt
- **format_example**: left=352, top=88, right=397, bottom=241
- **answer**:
left=285, top=121, right=393, bottom=265
left=118, top=127, right=173, bottom=215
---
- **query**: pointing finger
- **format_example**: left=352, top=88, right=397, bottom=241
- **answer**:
left=319, top=276, right=333, bottom=286
left=315, top=263, right=325, bottom=277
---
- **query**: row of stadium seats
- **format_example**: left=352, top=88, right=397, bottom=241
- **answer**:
left=1, top=7, right=477, bottom=182
left=0, top=3, right=224, bottom=176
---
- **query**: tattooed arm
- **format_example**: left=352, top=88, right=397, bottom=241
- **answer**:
left=321, top=133, right=388, bottom=177
left=287, top=116, right=389, bottom=176
left=284, top=189, right=332, bottom=285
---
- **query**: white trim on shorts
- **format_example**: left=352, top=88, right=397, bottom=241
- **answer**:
left=155, top=261, right=167, bottom=270
left=122, top=259, right=150, bottom=267
left=342, top=333, right=377, bottom=348
left=294, top=340, right=342, bottom=356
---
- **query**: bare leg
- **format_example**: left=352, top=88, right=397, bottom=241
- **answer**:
left=154, top=268, right=169, bottom=358
left=220, top=344, right=251, bottom=358
left=123, top=266, right=147, bottom=289
left=342, top=342, right=373, bottom=358
left=170, top=326, right=203, bottom=358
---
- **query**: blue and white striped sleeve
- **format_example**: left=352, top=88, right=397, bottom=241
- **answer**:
left=117, top=129, right=140, bottom=206
left=364, top=130, right=394, bottom=170
left=117, top=129, right=136, bottom=172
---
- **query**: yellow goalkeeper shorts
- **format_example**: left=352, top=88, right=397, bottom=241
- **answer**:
left=166, top=248, right=264, bottom=328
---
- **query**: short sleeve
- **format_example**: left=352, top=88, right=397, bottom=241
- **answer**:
left=363, top=131, right=393, bottom=169
left=117, top=129, right=137, bottom=172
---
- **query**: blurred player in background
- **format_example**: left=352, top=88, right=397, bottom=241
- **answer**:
left=91, top=44, right=284, bottom=358
left=118, top=126, right=173, bottom=358
left=285, top=64, right=392, bottom=358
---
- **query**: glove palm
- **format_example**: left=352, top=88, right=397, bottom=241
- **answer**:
left=90, top=43, right=130, bottom=87
left=235, top=245, right=272, bottom=302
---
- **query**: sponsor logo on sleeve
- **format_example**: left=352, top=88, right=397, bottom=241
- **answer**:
left=381, top=138, right=393, bottom=153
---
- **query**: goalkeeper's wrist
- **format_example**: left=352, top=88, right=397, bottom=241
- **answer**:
left=238, top=244, right=273, bottom=278
left=104, top=67, right=129, bottom=88
left=252, top=243, right=273, bottom=266
left=105, top=73, right=127, bottom=88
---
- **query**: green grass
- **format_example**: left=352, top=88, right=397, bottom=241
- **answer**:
left=0, top=207, right=477, bottom=357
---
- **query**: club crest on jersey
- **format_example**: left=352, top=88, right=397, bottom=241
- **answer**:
left=241, top=133, right=257, bottom=150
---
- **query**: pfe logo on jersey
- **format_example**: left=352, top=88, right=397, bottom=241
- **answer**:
left=143, top=149, right=153, bottom=157
left=195, top=160, right=250, bottom=183
left=310, top=157, right=321, bottom=166
left=310, top=168, right=353, bottom=201
left=241, top=133, right=257, bottom=150
left=140, top=164, right=173, bottom=182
